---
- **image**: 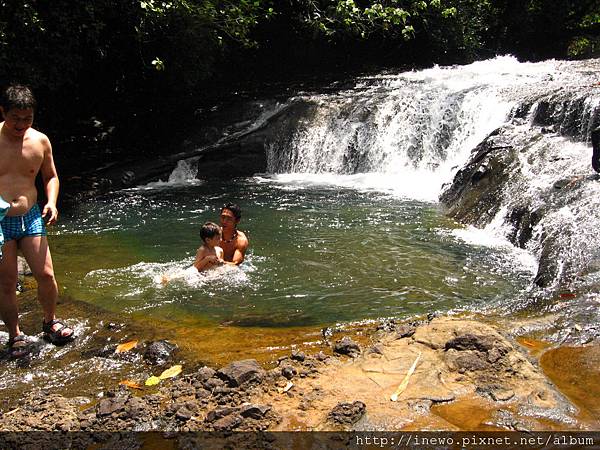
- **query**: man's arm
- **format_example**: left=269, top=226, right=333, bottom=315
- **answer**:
left=230, top=234, right=249, bottom=265
left=40, top=135, right=59, bottom=225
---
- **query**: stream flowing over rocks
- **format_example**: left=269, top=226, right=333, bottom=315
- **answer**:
left=75, top=57, right=600, bottom=295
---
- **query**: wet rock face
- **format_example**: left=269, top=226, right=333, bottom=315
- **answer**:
left=144, top=340, right=178, bottom=366
left=439, top=122, right=600, bottom=288
left=439, top=126, right=518, bottom=229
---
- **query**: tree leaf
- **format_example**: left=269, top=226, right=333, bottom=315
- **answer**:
left=115, top=340, right=138, bottom=353
left=119, top=380, right=143, bottom=390
left=145, top=376, right=161, bottom=386
left=159, top=364, right=182, bottom=380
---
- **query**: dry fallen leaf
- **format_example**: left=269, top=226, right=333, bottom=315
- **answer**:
left=115, top=340, right=138, bottom=354
left=159, top=364, right=182, bottom=380
left=390, top=352, right=421, bottom=402
left=119, top=380, right=143, bottom=390
left=145, top=376, right=161, bottom=386
left=522, top=339, right=536, bottom=347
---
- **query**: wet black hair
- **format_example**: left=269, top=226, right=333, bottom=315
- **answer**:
left=1, top=85, right=36, bottom=111
left=200, top=221, right=221, bottom=243
left=221, top=203, right=241, bottom=220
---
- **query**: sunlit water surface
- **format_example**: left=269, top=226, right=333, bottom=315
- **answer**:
left=52, top=176, right=535, bottom=331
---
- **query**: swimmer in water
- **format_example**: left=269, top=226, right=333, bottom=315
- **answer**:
left=193, top=221, right=225, bottom=272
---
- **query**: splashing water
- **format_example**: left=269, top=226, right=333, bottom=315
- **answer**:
left=264, top=56, right=564, bottom=201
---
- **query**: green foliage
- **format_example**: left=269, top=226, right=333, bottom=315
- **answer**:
left=0, top=0, right=274, bottom=95
left=568, top=4, right=600, bottom=58
left=0, top=0, right=597, bottom=158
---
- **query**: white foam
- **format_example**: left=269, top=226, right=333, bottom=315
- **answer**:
left=254, top=172, right=440, bottom=202
left=132, top=159, right=203, bottom=190
left=450, top=225, right=538, bottom=275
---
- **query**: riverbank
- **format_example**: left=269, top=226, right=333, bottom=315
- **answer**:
left=2, top=310, right=598, bottom=434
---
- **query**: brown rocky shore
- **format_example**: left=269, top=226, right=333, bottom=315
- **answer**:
left=2, top=315, right=598, bottom=439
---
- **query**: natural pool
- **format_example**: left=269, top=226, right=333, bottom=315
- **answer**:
left=52, top=175, right=535, bottom=339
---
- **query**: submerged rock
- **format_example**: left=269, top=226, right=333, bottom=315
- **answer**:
left=143, top=340, right=178, bottom=366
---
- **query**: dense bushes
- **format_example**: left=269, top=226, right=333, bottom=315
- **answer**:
left=0, top=0, right=598, bottom=166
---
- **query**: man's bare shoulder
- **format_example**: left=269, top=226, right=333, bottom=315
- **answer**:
left=237, top=230, right=249, bottom=248
left=26, top=128, right=51, bottom=147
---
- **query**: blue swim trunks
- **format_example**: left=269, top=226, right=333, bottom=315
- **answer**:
left=0, top=197, right=9, bottom=258
left=1, top=203, right=47, bottom=242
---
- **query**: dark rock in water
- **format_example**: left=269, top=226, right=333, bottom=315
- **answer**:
left=239, top=404, right=271, bottom=419
left=80, top=344, right=117, bottom=359
left=333, top=336, right=361, bottom=357
left=281, top=365, right=297, bottom=380
left=439, top=89, right=600, bottom=290
left=217, top=359, right=265, bottom=387
left=327, top=401, right=366, bottom=426
left=291, top=350, right=306, bottom=362
left=143, top=340, right=178, bottom=366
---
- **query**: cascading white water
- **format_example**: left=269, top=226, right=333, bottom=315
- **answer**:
left=167, top=158, right=199, bottom=183
left=265, top=56, right=569, bottom=201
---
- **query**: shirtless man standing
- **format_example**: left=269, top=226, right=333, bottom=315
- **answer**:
left=219, top=203, right=249, bottom=265
left=0, top=85, right=74, bottom=357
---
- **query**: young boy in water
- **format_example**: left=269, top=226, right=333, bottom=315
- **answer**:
left=194, top=222, right=225, bottom=272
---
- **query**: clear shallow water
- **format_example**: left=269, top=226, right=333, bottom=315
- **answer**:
left=52, top=176, right=535, bottom=329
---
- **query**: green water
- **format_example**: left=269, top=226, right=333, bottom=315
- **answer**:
left=52, top=177, right=533, bottom=329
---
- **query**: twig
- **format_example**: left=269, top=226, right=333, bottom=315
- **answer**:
left=390, top=352, right=421, bottom=401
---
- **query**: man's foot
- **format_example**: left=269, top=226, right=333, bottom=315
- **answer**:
left=42, top=319, right=75, bottom=345
left=7, top=334, right=32, bottom=358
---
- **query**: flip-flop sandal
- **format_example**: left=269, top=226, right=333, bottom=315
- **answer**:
left=7, top=334, right=32, bottom=358
left=42, top=319, right=75, bottom=345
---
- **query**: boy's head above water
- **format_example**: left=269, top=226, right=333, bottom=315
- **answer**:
left=200, top=221, right=222, bottom=246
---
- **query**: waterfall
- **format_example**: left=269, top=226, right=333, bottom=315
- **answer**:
left=265, top=56, right=571, bottom=201
left=263, top=56, right=600, bottom=288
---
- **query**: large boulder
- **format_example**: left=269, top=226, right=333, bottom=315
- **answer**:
left=217, top=359, right=265, bottom=387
